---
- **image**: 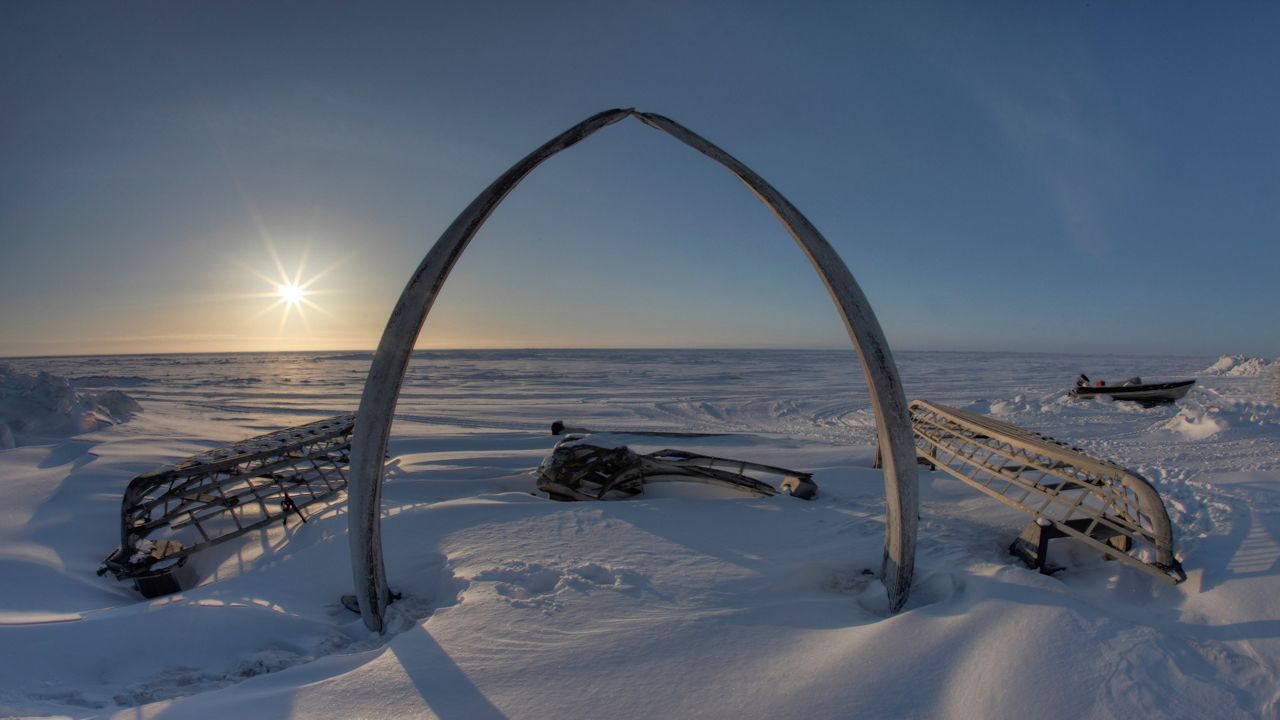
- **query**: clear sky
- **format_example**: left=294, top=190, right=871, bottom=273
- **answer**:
left=2, top=1, right=1277, bottom=358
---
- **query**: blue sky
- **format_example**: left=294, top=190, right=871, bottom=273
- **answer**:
left=2, top=1, right=1277, bottom=357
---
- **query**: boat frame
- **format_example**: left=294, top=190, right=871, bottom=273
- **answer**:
left=98, top=414, right=355, bottom=597
left=908, top=400, right=1185, bottom=584
left=537, top=433, right=817, bottom=501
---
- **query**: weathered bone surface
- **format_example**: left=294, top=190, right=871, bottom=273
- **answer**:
left=536, top=435, right=814, bottom=502
left=909, top=400, right=1185, bottom=583
left=348, top=109, right=918, bottom=632
left=633, top=112, right=917, bottom=607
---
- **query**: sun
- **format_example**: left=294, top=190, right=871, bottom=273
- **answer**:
left=276, top=281, right=306, bottom=306
left=248, top=242, right=340, bottom=330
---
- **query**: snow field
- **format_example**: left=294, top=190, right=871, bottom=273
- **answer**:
left=0, top=350, right=1277, bottom=718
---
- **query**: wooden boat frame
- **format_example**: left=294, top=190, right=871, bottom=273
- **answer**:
left=99, top=414, right=354, bottom=596
left=536, top=434, right=817, bottom=502
left=908, top=400, right=1185, bottom=584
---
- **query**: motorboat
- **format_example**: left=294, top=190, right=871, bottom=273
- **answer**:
left=1070, top=374, right=1195, bottom=406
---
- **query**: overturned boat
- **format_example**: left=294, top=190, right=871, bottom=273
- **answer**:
left=908, top=400, right=1186, bottom=584
left=99, top=414, right=355, bottom=597
left=1070, top=375, right=1195, bottom=407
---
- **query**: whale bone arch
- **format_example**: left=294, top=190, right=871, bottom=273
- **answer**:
left=347, top=108, right=918, bottom=632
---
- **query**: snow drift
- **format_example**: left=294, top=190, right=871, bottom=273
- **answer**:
left=0, top=364, right=141, bottom=448
left=1201, top=354, right=1277, bottom=377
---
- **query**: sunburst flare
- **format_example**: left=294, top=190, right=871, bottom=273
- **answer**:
left=247, top=241, right=340, bottom=331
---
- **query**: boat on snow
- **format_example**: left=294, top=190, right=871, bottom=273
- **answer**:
left=1070, top=374, right=1195, bottom=406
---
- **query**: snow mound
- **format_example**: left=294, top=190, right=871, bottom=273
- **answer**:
left=987, top=394, right=1038, bottom=415
left=1201, top=355, right=1275, bottom=377
left=1226, top=358, right=1273, bottom=377
left=1152, top=399, right=1279, bottom=442
left=1156, top=407, right=1228, bottom=441
left=964, top=393, right=1074, bottom=417
left=0, top=364, right=142, bottom=447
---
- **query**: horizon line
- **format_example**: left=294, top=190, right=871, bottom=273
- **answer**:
left=0, top=346, right=1221, bottom=362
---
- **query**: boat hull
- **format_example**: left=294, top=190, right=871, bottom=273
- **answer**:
left=1070, top=379, right=1195, bottom=406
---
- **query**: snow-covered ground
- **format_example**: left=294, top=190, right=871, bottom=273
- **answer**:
left=1, top=350, right=1277, bottom=719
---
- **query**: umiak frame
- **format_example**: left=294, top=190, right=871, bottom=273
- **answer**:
left=909, top=400, right=1185, bottom=583
left=347, top=109, right=919, bottom=632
